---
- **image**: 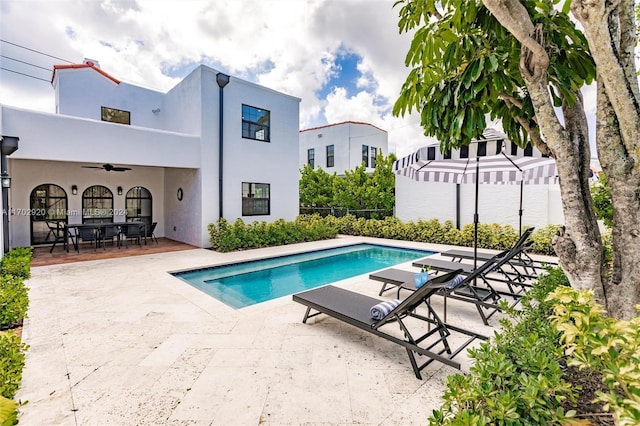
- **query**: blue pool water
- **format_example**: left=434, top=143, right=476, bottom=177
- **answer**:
left=173, top=243, right=434, bottom=309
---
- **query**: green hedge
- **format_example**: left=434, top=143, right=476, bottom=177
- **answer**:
left=207, top=214, right=560, bottom=255
left=208, top=216, right=338, bottom=252
left=0, top=247, right=32, bottom=425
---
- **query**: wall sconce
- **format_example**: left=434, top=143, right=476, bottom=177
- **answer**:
left=71, top=185, right=78, bottom=195
left=152, top=108, right=161, bottom=114
left=0, top=171, right=10, bottom=189
left=117, top=186, right=123, bottom=196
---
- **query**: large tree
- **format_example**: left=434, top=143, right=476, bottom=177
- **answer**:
left=393, top=0, right=639, bottom=318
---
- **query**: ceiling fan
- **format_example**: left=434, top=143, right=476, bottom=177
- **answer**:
left=81, top=163, right=132, bottom=172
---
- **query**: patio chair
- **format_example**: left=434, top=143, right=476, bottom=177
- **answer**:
left=144, top=222, right=158, bottom=244
left=75, top=226, right=99, bottom=252
left=292, top=269, right=488, bottom=379
left=370, top=256, right=508, bottom=326
left=121, top=223, right=144, bottom=247
left=412, top=232, right=537, bottom=293
left=439, top=228, right=554, bottom=277
left=45, top=220, right=67, bottom=253
left=100, top=224, right=120, bottom=249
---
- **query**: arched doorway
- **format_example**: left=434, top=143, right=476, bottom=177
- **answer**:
left=125, top=186, right=152, bottom=228
left=82, top=185, right=113, bottom=224
left=30, top=184, right=68, bottom=245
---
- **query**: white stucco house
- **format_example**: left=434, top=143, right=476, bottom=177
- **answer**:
left=0, top=60, right=300, bottom=253
left=299, top=121, right=388, bottom=175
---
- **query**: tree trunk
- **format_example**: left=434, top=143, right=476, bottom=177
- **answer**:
left=482, top=0, right=605, bottom=302
left=579, top=0, right=640, bottom=319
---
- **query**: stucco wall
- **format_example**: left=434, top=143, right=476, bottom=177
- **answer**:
left=395, top=174, right=564, bottom=230
left=164, top=168, right=201, bottom=247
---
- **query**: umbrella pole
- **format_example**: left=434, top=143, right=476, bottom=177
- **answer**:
left=519, top=180, right=524, bottom=237
left=474, top=158, right=479, bottom=270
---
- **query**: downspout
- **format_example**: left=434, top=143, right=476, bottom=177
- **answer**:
left=216, top=73, right=230, bottom=220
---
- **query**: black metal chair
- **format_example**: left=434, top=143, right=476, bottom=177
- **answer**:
left=45, top=220, right=67, bottom=253
left=145, top=222, right=158, bottom=244
left=122, top=223, right=143, bottom=247
left=100, top=224, right=120, bottom=249
left=76, top=226, right=99, bottom=252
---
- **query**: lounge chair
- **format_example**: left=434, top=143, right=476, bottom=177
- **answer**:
left=371, top=253, right=509, bottom=326
left=440, top=228, right=545, bottom=280
left=412, top=234, right=536, bottom=294
left=292, top=269, right=488, bottom=379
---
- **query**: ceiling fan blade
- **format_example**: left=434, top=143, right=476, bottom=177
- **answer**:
left=81, top=166, right=103, bottom=169
left=111, top=167, right=131, bottom=172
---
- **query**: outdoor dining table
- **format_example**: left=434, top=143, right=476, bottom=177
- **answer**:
left=64, top=222, right=147, bottom=252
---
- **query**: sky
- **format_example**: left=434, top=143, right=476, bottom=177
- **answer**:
left=0, top=0, right=597, bottom=159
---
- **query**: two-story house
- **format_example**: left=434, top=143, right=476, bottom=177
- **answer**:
left=0, top=60, right=300, bottom=252
left=299, top=121, right=388, bottom=175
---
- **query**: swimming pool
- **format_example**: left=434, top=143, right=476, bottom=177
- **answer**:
left=173, top=243, right=435, bottom=309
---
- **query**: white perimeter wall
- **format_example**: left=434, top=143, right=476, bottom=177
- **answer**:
left=7, top=159, right=166, bottom=248
left=395, top=174, right=565, bottom=230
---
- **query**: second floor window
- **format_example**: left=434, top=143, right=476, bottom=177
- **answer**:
left=307, top=148, right=315, bottom=168
left=101, top=106, right=130, bottom=125
left=242, top=104, right=270, bottom=142
left=371, top=147, right=377, bottom=168
left=362, top=145, right=369, bottom=167
left=326, top=145, right=335, bottom=168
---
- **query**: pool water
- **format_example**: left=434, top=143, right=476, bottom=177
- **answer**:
left=173, top=243, right=434, bottom=309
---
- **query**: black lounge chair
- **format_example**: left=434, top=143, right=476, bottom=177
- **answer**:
left=371, top=253, right=509, bottom=326
left=440, top=228, right=542, bottom=281
left=292, top=270, right=488, bottom=379
left=412, top=232, right=537, bottom=294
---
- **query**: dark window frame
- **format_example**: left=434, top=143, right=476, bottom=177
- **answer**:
left=125, top=186, right=152, bottom=229
left=29, top=183, right=68, bottom=245
left=82, top=185, right=114, bottom=224
left=242, top=104, right=270, bottom=142
left=370, top=147, right=377, bottom=168
left=362, top=144, right=369, bottom=167
left=326, top=144, right=335, bottom=168
left=101, top=106, right=130, bottom=125
left=242, top=182, right=270, bottom=216
left=307, top=148, right=315, bottom=168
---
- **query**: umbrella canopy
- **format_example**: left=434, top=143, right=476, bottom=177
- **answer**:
left=393, top=129, right=557, bottom=267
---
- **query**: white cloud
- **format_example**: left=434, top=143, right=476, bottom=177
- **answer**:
left=0, top=0, right=430, bottom=156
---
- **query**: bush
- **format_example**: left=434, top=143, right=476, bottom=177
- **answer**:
left=208, top=216, right=338, bottom=252
left=530, top=225, right=561, bottom=255
left=430, top=268, right=575, bottom=424
left=0, top=395, right=18, bottom=426
left=0, top=247, right=32, bottom=280
left=0, top=332, right=27, bottom=400
left=547, top=287, right=640, bottom=425
left=0, top=275, right=28, bottom=330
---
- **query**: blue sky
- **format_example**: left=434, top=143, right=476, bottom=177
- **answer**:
left=0, top=0, right=599, bottom=157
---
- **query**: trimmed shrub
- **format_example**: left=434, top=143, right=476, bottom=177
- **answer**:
left=530, top=224, right=561, bottom=255
left=208, top=216, right=338, bottom=252
left=0, top=332, right=27, bottom=400
left=430, top=268, right=575, bottom=424
left=0, top=275, right=28, bottom=330
left=0, top=247, right=32, bottom=280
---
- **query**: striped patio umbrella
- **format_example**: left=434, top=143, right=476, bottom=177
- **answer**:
left=394, top=129, right=557, bottom=267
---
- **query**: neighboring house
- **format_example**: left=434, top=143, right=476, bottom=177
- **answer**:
left=395, top=132, right=565, bottom=231
left=0, top=60, right=300, bottom=253
left=299, top=121, right=388, bottom=175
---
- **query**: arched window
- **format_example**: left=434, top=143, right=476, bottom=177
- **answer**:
left=30, top=184, right=68, bottom=245
left=82, top=185, right=113, bottom=224
left=125, top=186, right=152, bottom=228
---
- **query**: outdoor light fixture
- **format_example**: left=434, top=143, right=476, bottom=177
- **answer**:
left=152, top=108, right=161, bottom=114
left=0, top=171, right=10, bottom=189
left=117, top=186, right=123, bottom=195
left=71, top=185, right=78, bottom=195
